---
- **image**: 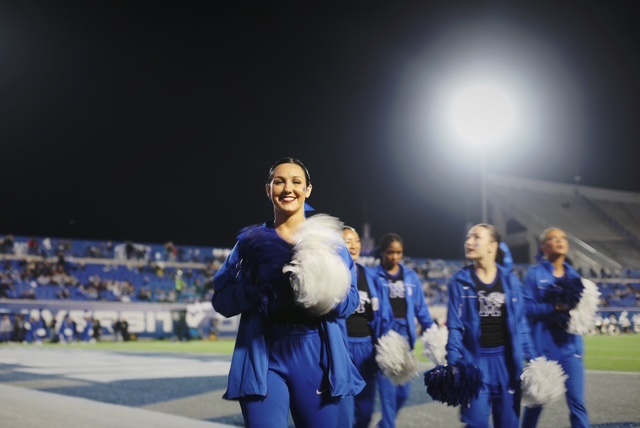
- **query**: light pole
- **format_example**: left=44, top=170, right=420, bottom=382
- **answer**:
left=481, top=150, right=487, bottom=223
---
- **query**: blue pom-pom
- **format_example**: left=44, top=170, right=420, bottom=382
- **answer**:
left=544, top=276, right=584, bottom=329
left=236, top=226, right=293, bottom=313
left=424, top=362, right=483, bottom=407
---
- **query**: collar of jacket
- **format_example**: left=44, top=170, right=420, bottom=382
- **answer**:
left=454, top=263, right=513, bottom=289
left=539, top=259, right=580, bottom=279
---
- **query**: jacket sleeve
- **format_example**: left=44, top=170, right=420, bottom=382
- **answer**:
left=445, top=277, right=464, bottom=365
left=329, top=246, right=360, bottom=319
left=410, top=270, right=434, bottom=331
left=522, top=268, right=555, bottom=320
left=367, top=267, right=394, bottom=340
left=211, top=243, right=261, bottom=318
left=510, top=273, right=538, bottom=360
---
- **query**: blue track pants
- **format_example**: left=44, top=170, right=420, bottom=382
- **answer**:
left=240, top=326, right=342, bottom=428
left=461, top=347, right=521, bottom=428
left=521, top=353, right=589, bottom=428
left=338, top=336, right=377, bottom=428
left=377, top=320, right=411, bottom=428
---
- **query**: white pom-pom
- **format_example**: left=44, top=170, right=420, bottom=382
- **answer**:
left=421, top=324, right=448, bottom=366
left=282, top=214, right=352, bottom=316
left=567, top=278, right=601, bottom=335
left=375, top=330, right=419, bottom=386
left=521, top=357, right=567, bottom=407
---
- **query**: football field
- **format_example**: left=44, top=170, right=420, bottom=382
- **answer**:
left=1, top=335, right=639, bottom=427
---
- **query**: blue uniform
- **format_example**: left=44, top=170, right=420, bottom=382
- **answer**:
left=521, top=261, right=589, bottom=428
left=375, top=264, right=433, bottom=428
left=447, top=265, right=536, bottom=428
left=339, top=264, right=394, bottom=428
left=58, top=316, right=75, bottom=343
left=212, top=223, right=365, bottom=428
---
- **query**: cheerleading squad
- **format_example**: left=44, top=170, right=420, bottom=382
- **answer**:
left=213, top=157, right=600, bottom=428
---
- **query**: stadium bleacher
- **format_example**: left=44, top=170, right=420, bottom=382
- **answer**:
left=487, top=173, right=640, bottom=271
left=1, top=226, right=639, bottom=344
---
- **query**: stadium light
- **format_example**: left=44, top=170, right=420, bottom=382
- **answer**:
left=440, top=72, right=524, bottom=223
left=392, top=20, right=576, bottom=228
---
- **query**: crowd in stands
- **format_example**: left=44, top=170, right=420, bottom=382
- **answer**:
left=0, top=257, right=216, bottom=304
left=1, top=233, right=640, bottom=344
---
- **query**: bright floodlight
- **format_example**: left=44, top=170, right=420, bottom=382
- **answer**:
left=444, top=77, right=520, bottom=147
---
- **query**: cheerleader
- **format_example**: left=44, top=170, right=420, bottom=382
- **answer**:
left=521, top=227, right=595, bottom=428
left=338, top=226, right=394, bottom=428
left=374, top=233, right=434, bottom=428
left=212, top=157, right=364, bottom=428
left=446, top=224, right=536, bottom=427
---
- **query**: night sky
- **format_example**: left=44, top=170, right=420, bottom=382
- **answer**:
left=2, top=2, right=639, bottom=260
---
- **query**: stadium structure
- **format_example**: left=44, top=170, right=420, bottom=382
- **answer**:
left=486, top=173, right=640, bottom=273
left=1, top=174, right=639, bottom=343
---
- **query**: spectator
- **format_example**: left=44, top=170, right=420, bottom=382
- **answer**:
left=27, top=238, right=39, bottom=256
left=58, top=314, right=76, bottom=343
left=13, top=314, right=27, bottom=343
left=0, top=315, right=13, bottom=343
left=113, top=318, right=123, bottom=342
left=41, top=237, right=53, bottom=258
left=93, top=318, right=102, bottom=342
left=125, top=241, right=135, bottom=260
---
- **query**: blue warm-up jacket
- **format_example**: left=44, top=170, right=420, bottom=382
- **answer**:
left=374, top=264, right=433, bottom=349
left=212, top=223, right=365, bottom=400
left=446, top=264, right=537, bottom=388
left=522, top=260, right=585, bottom=359
left=359, top=265, right=394, bottom=343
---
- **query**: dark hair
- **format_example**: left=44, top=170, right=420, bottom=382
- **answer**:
left=374, top=233, right=403, bottom=259
left=472, top=223, right=505, bottom=265
left=266, top=157, right=311, bottom=186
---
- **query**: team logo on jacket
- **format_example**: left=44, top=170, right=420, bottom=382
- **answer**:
left=388, top=280, right=406, bottom=299
left=478, top=291, right=506, bottom=317
left=356, top=291, right=371, bottom=314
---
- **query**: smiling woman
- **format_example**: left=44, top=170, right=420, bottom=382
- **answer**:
left=211, top=157, right=365, bottom=428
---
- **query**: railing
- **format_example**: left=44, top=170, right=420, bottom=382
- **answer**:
left=491, top=187, right=623, bottom=272
left=575, top=190, right=640, bottom=250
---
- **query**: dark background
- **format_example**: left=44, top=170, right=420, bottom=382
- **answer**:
left=2, top=2, right=639, bottom=259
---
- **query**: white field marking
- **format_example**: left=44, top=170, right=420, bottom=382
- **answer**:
left=0, top=349, right=231, bottom=383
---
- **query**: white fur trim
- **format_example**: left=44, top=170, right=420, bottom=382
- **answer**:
left=421, top=324, right=448, bottom=366
left=282, top=214, right=352, bottom=316
left=567, top=278, right=601, bottom=335
left=521, top=357, right=567, bottom=407
left=375, top=330, right=419, bottom=386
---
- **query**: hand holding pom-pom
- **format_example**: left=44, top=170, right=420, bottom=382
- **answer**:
left=376, top=330, right=419, bottom=386
left=567, top=279, right=601, bottom=335
left=235, top=226, right=293, bottom=314
left=423, top=361, right=483, bottom=407
left=421, top=324, right=448, bottom=366
left=283, top=214, right=351, bottom=316
left=544, top=277, right=601, bottom=335
left=521, top=357, right=567, bottom=406
left=544, top=277, right=584, bottom=330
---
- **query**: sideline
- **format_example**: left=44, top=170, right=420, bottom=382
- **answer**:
left=0, top=383, right=235, bottom=428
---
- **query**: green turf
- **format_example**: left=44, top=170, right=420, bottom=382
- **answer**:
left=415, top=334, right=640, bottom=372
left=581, top=334, right=640, bottom=372
left=36, top=334, right=640, bottom=372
